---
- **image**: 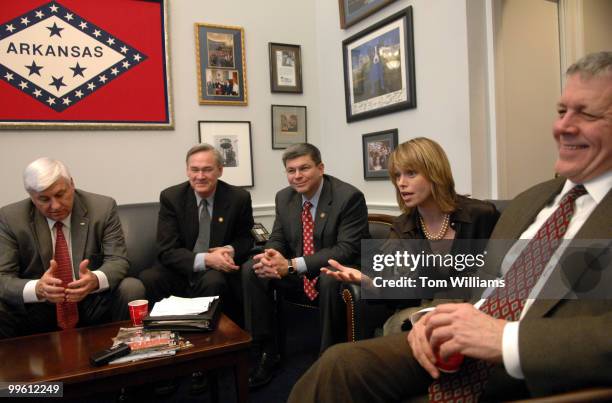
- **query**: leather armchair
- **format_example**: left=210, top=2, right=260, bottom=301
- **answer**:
left=343, top=213, right=396, bottom=341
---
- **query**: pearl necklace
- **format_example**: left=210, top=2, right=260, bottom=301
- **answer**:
left=419, top=213, right=450, bottom=240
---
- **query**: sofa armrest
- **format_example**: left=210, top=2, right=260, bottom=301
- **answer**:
left=342, top=283, right=393, bottom=342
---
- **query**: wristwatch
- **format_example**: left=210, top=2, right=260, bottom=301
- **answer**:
left=287, top=259, right=298, bottom=275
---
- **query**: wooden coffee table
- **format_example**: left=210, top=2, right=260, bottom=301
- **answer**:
left=0, top=314, right=251, bottom=402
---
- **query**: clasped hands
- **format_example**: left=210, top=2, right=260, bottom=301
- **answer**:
left=252, top=248, right=288, bottom=279
left=36, top=259, right=100, bottom=303
left=206, top=246, right=238, bottom=272
left=407, top=303, right=507, bottom=379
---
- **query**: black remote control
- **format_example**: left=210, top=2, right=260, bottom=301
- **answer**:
left=90, top=343, right=131, bottom=366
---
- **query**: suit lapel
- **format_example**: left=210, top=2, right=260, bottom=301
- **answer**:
left=184, top=187, right=199, bottom=249
left=70, top=193, right=89, bottom=277
left=211, top=182, right=230, bottom=247
left=31, top=208, right=53, bottom=273
left=526, top=187, right=612, bottom=319
left=314, top=178, right=331, bottom=248
left=291, top=192, right=304, bottom=255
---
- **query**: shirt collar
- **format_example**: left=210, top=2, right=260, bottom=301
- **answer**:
left=302, top=178, right=324, bottom=209
left=46, top=214, right=72, bottom=231
left=194, top=191, right=215, bottom=208
left=564, top=170, right=612, bottom=204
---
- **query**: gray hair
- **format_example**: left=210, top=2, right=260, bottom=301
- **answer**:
left=23, top=157, right=72, bottom=193
left=282, top=143, right=322, bottom=167
left=566, top=51, right=612, bottom=79
left=186, top=143, right=224, bottom=167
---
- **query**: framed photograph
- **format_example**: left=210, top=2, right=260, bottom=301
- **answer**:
left=342, top=7, right=416, bottom=123
left=362, top=129, right=398, bottom=180
left=338, top=0, right=398, bottom=29
left=271, top=105, right=307, bottom=149
left=0, top=0, right=173, bottom=129
left=268, top=43, right=303, bottom=93
left=195, top=23, right=247, bottom=105
left=198, top=121, right=253, bottom=187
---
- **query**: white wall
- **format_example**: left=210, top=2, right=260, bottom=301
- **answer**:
left=1, top=0, right=481, bottom=221
left=582, top=0, right=612, bottom=55
left=314, top=0, right=474, bottom=213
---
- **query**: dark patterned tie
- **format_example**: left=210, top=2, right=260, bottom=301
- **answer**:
left=301, top=201, right=318, bottom=301
left=53, top=222, right=79, bottom=329
left=429, top=185, right=587, bottom=403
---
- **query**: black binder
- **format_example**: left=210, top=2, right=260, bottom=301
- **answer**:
left=142, top=298, right=221, bottom=332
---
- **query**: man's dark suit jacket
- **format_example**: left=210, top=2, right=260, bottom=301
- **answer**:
left=265, top=174, right=369, bottom=276
left=0, top=190, right=129, bottom=310
left=481, top=177, right=612, bottom=399
left=156, top=180, right=254, bottom=278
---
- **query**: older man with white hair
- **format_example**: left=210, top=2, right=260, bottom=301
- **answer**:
left=0, top=157, right=144, bottom=338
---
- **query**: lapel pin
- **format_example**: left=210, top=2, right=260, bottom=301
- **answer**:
left=218, top=217, right=224, bottom=223
left=320, top=212, right=326, bottom=219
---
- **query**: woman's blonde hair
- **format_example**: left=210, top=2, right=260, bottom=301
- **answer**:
left=388, top=137, right=457, bottom=214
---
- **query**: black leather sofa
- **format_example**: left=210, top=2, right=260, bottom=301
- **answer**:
left=116, top=202, right=160, bottom=277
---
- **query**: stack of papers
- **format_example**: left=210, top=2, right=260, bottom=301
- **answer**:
left=149, top=295, right=219, bottom=317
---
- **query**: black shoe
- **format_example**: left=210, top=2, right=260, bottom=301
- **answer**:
left=249, top=352, right=281, bottom=389
left=190, top=371, right=208, bottom=395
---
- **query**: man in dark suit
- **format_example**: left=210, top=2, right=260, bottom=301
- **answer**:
left=0, top=157, right=145, bottom=338
left=243, top=143, right=369, bottom=388
left=139, top=144, right=254, bottom=317
left=288, top=51, right=612, bottom=402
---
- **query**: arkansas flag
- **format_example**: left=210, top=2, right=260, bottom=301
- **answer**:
left=0, top=0, right=172, bottom=128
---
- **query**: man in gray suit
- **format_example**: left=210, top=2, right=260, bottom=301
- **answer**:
left=0, top=157, right=145, bottom=338
left=289, top=51, right=612, bottom=402
left=243, top=143, right=369, bottom=388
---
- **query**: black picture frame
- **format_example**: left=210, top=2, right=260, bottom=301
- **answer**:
left=198, top=120, right=254, bottom=187
left=268, top=43, right=303, bottom=93
left=338, top=0, right=398, bottom=29
left=362, top=129, right=398, bottom=180
left=271, top=105, right=307, bottom=149
left=342, top=7, right=416, bottom=123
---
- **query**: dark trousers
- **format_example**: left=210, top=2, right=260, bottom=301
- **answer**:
left=287, top=332, right=431, bottom=403
left=139, top=265, right=243, bottom=325
left=0, top=277, right=145, bottom=339
left=242, top=259, right=346, bottom=353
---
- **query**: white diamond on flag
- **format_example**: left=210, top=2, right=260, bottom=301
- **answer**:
left=0, top=1, right=147, bottom=112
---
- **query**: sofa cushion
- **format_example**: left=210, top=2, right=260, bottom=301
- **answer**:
left=117, top=202, right=160, bottom=276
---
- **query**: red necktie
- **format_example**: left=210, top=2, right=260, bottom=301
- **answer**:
left=301, top=201, right=319, bottom=301
left=53, top=222, right=79, bottom=329
left=429, top=185, right=587, bottom=403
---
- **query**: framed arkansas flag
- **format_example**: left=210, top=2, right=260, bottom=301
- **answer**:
left=0, top=0, right=173, bottom=129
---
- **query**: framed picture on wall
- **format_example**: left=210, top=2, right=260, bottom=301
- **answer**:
left=342, top=7, right=416, bottom=122
left=338, top=0, right=398, bottom=29
left=268, top=43, right=303, bottom=93
left=271, top=105, right=307, bottom=149
left=195, top=23, right=247, bottom=105
left=0, top=0, right=173, bottom=129
left=198, top=121, right=254, bottom=187
left=362, top=128, right=398, bottom=180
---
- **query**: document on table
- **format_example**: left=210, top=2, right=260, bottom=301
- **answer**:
left=149, top=295, right=219, bottom=317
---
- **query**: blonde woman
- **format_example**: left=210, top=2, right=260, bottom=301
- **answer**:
left=322, top=137, right=500, bottom=334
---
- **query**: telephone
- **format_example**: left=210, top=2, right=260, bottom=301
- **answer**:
left=251, top=222, right=271, bottom=245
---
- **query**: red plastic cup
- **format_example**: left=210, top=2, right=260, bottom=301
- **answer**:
left=435, top=352, right=464, bottom=373
left=128, top=299, right=148, bottom=326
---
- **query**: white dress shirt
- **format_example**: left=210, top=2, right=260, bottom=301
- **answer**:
left=23, top=214, right=110, bottom=303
